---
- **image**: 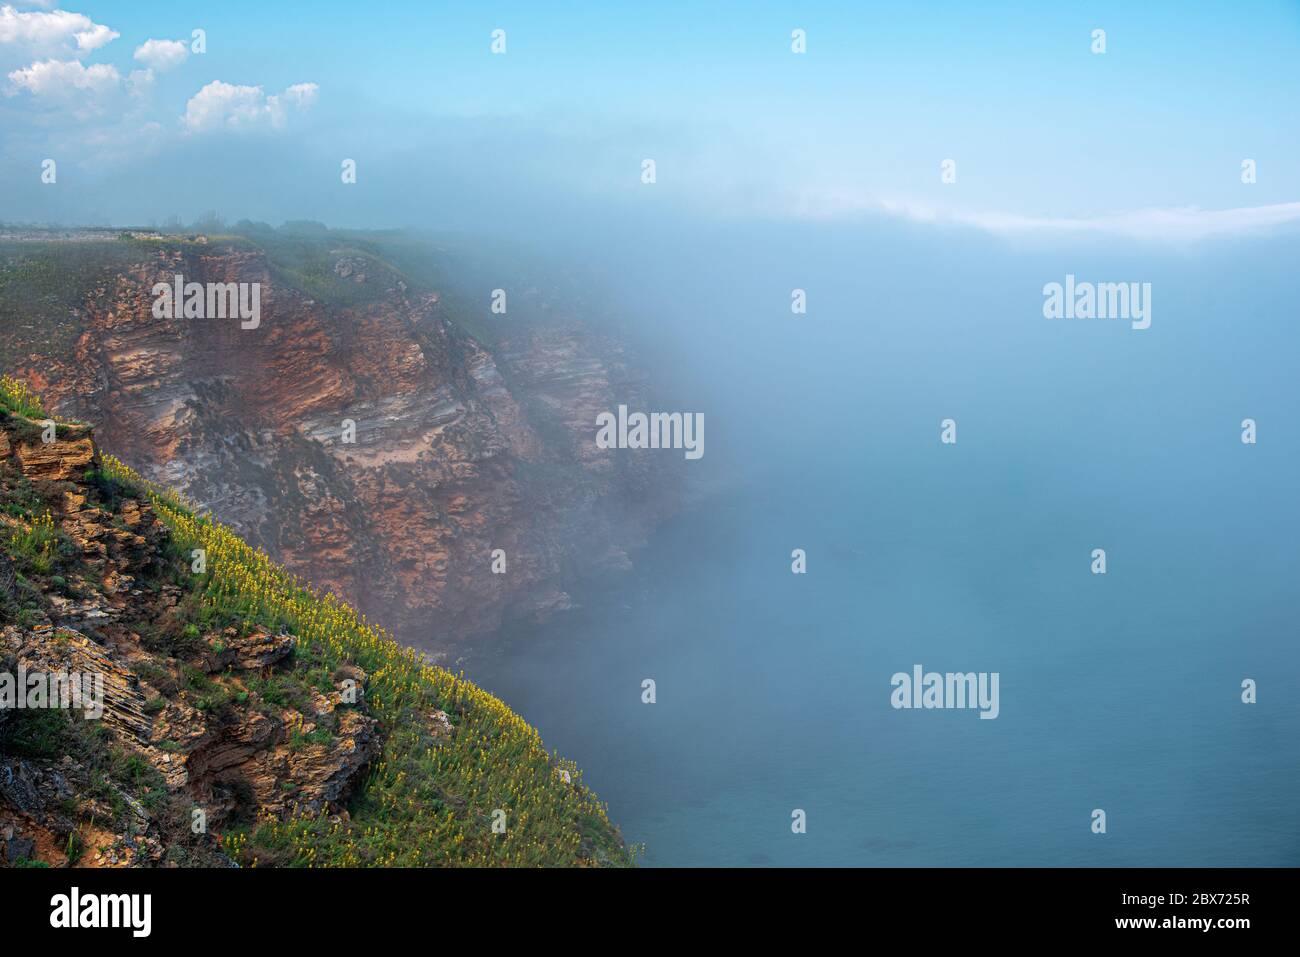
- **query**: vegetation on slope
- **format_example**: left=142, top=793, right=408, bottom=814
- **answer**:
left=0, top=376, right=630, bottom=867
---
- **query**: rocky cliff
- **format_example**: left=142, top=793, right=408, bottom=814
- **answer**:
left=0, top=228, right=677, bottom=652
left=0, top=378, right=628, bottom=867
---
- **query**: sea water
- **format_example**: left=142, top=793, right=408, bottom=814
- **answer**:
left=466, top=220, right=1300, bottom=866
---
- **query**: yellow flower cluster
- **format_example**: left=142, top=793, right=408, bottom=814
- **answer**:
left=0, top=374, right=45, bottom=419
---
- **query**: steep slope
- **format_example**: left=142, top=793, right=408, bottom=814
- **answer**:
left=0, top=227, right=677, bottom=651
left=0, top=377, right=628, bottom=867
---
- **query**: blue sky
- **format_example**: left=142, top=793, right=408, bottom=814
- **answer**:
left=2, top=1, right=1298, bottom=236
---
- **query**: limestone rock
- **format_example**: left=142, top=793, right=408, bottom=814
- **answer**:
left=13, top=432, right=95, bottom=483
left=202, top=629, right=295, bottom=672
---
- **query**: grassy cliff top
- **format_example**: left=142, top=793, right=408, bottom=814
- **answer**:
left=0, top=224, right=565, bottom=351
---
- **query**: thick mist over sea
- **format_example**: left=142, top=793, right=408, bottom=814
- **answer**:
left=466, top=214, right=1300, bottom=866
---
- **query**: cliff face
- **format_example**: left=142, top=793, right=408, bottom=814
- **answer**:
left=0, top=384, right=629, bottom=867
left=2, top=232, right=676, bottom=651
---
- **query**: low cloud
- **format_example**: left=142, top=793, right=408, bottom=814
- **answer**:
left=182, top=80, right=319, bottom=133
left=785, top=189, right=1300, bottom=243
left=882, top=199, right=1300, bottom=242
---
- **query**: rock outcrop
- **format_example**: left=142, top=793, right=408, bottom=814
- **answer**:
left=0, top=414, right=380, bottom=866
left=3, top=232, right=677, bottom=651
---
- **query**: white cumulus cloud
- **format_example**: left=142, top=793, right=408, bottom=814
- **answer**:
left=281, top=82, right=318, bottom=109
left=5, top=55, right=154, bottom=121
left=7, top=56, right=119, bottom=97
left=0, top=3, right=118, bottom=60
left=133, top=37, right=187, bottom=72
left=182, top=79, right=319, bottom=133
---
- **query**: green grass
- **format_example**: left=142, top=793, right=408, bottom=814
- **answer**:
left=0, top=241, right=145, bottom=357
left=6, top=510, right=64, bottom=577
